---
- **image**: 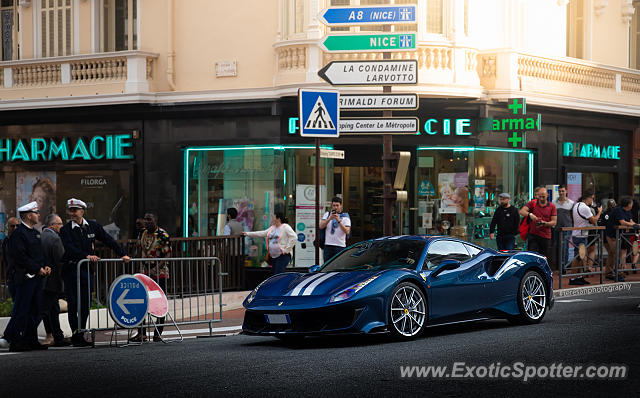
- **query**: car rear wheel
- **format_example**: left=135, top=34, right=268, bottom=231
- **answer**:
left=389, top=282, right=427, bottom=340
left=513, top=271, right=547, bottom=324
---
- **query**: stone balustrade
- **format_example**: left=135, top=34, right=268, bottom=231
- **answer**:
left=0, top=51, right=158, bottom=93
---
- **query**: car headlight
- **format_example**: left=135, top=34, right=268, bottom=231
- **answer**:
left=329, top=275, right=380, bottom=303
left=246, top=279, right=268, bottom=304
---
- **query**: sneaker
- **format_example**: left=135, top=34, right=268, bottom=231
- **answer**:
left=582, top=278, right=590, bottom=285
left=569, top=277, right=588, bottom=285
left=605, top=274, right=616, bottom=281
left=618, top=275, right=626, bottom=282
left=153, top=335, right=162, bottom=342
left=0, top=338, right=9, bottom=349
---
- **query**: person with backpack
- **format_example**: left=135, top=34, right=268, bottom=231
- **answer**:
left=519, top=186, right=557, bottom=259
left=319, top=197, right=351, bottom=263
left=568, top=189, right=602, bottom=285
left=604, top=196, right=637, bottom=281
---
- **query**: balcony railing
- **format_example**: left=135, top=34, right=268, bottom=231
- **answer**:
left=0, top=51, right=158, bottom=98
left=478, top=50, right=640, bottom=110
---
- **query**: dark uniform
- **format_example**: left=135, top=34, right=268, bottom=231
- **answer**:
left=2, top=235, right=15, bottom=300
left=60, top=219, right=126, bottom=342
left=4, top=223, right=46, bottom=349
left=41, top=227, right=66, bottom=344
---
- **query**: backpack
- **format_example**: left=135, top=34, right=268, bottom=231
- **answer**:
left=598, top=207, right=613, bottom=227
left=317, top=212, right=350, bottom=249
left=519, top=201, right=535, bottom=240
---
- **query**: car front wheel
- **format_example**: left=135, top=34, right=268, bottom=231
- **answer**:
left=388, top=282, right=427, bottom=340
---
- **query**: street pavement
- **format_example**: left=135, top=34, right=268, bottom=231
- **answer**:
left=0, top=287, right=638, bottom=397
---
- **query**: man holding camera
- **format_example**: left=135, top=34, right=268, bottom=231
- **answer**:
left=319, top=197, right=351, bottom=263
left=519, top=186, right=557, bottom=259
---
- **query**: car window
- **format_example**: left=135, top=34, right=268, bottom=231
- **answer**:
left=464, top=243, right=482, bottom=258
left=424, top=240, right=471, bottom=270
left=321, top=239, right=426, bottom=272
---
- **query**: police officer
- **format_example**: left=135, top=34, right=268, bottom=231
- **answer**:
left=5, top=202, right=51, bottom=352
left=0, top=217, right=20, bottom=348
left=60, top=198, right=130, bottom=347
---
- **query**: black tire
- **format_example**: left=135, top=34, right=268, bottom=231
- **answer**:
left=388, top=282, right=427, bottom=340
left=513, top=270, right=547, bottom=324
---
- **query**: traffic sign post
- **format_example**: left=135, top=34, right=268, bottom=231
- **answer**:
left=320, top=33, right=416, bottom=52
left=298, top=89, right=340, bottom=138
left=319, top=5, right=416, bottom=26
left=108, top=274, right=149, bottom=329
left=339, top=118, right=419, bottom=135
left=318, top=60, right=418, bottom=86
left=339, top=94, right=418, bottom=110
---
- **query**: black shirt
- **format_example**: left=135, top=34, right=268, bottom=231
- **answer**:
left=489, top=205, right=520, bottom=236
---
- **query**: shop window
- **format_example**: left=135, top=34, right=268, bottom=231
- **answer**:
left=0, top=169, right=130, bottom=239
left=100, top=0, right=137, bottom=52
left=416, top=147, right=533, bottom=249
left=40, top=0, right=73, bottom=57
left=184, top=146, right=333, bottom=267
left=0, top=0, right=17, bottom=61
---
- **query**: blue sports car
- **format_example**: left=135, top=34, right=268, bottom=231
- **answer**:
left=242, top=236, right=554, bottom=340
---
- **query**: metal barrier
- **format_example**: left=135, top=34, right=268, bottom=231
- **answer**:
left=94, top=235, right=246, bottom=290
left=613, top=226, right=640, bottom=282
left=558, top=226, right=605, bottom=289
left=75, top=257, right=225, bottom=345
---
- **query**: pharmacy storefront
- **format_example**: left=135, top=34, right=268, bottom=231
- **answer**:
left=0, top=132, right=137, bottom=240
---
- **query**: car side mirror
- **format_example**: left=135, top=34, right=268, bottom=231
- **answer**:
left=431, top=260, right=461, bottom=278
left=309, top=265, right=321, bottom=273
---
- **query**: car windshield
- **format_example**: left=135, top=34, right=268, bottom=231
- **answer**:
left=321, top=239, right=426, bottom=272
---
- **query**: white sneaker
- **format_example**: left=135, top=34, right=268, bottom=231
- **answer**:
left=0, top=338, right=9, bottom=348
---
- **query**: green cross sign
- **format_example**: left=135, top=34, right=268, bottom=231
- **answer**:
left=508, top=98, right=526, bottom=115
left=508, top=132, right=523, bottom=147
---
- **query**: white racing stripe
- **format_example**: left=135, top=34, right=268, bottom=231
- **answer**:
left=288, top=273, right=327, bottom=296
left=301, top=272, right=336, bottom=296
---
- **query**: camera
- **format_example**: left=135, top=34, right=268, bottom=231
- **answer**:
left=536, top=221, right=544, bottom=226
left=331, top=210, right=337, bottom=214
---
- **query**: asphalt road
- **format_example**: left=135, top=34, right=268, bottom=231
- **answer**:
left=1, top=287, right=639, bottom=397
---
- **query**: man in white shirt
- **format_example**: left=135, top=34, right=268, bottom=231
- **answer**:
left=319, top=197, right=351, bottom=263
left=569, top=189, right=601, bottom=285
left=553, top=185, right=574, bottom=271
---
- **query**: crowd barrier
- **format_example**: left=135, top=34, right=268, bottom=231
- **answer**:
left=614, top=226, right=640, bottom=281
left=558, top=226, right=605, bottom=289
left=0, top=235, right=245, bottom=300
left=75, top=257, right=224, bottom=345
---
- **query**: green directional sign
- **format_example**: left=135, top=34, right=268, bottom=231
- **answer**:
left=320, top=33, right=416, bottom=52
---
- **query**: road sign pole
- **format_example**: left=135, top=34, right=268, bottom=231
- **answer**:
left=315, top=137, right=320, bottom=265
left=382, top=11, right=394, bottom=237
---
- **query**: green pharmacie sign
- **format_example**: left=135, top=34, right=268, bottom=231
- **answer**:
left=563, top=142, right=620, bottom=160
left=0, top=133, right=134, bottom=162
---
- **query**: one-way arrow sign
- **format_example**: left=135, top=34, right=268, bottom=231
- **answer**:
left=318, top=60, right=418, bottom=86
left=116, top=289, right=145, bottom=315
left=108, top=274, right=149, bottom=328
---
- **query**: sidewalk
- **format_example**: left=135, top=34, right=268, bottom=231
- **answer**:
left=553, top=269, right=640, bottom=290
left=0, top=290, right=251, bottom=343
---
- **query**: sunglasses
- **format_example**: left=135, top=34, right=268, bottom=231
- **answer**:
left=8, top=224, right=18, bottom=228
left=29, top=210, right=40, bottom=214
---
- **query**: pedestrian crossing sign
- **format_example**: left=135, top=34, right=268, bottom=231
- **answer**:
left=299, top=89, right=340, bottom=137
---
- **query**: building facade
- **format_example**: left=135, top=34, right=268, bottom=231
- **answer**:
left=0, top=0, right=639, bottom=267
